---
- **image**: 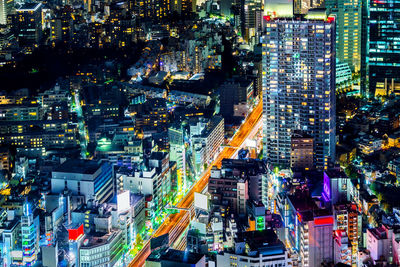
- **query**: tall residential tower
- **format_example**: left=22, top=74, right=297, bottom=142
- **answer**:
left=262, top=18, right=336, bottom=169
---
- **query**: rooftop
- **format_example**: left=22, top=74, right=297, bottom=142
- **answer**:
left=234, top=229, right=286, bottom=256
left=147, top=248, right=205, bottom=264
left=16, top=3, right=42, bottom=11
left=54, top=159, right=101, bottom=174
left=81, top=229, right=121, bottom=249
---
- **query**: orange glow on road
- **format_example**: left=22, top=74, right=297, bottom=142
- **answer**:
left=129, top=101, right=263, bottom=266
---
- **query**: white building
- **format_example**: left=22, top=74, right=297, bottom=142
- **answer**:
left=190, top=116, right=224, bottom=173
left=51, top=159, right=114, bottom=204
left=79, top=229, right=124, bottom=267
left=367, top=226, right=392, bottom=263
left=116, top=152, right=171, bottom=214
left=216, top=229, right=288, bottom=267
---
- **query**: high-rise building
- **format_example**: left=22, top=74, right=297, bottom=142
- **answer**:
left=131, top=0, right=170, bottom=21
left=368, top=0, right=400, bottom=96
left=50, top=7, right=73, bottom=43
left=13, top=3, right=42, bottom=46
left=241, top=0, right=263, bottom=43
left=0, top=0, right=13, bottom=25
left=262, top=18, right=336, bottom=169
left=294, top=0, right=325, bottom=15
left=326, top=0, right=361, bottom=73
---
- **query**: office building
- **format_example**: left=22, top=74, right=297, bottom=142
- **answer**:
left=262, top=18, right=336, bottom=169
left=117, top=152, right=171, bottom=214
left=326, top=0, right=361, bottom=73
left=0, top=146, right=10, bottom=171
left=219, top=79, right=254, bottom=120
left=368, top=0, right=400, bottom=96
left=0, top=0, right=13, bottom=25
left=190, top=116, right=224, bottom=174
left=241, top=0, right=263, bottom=42
left=131, top=0, right=170, bottom=21
left=79, top=229, right=124, bottom=266
left=50, top=8, right=73, bottom=43
left=294, top=0, right=325, bottom=15
left=13, top=3, right=42, bottom=46
left=0, top=212, right=22, bottom=267
left=51, top=159, right=114, bottom=204
left=0, top=104, right=40, bottom=121
left=208, top=159, right=268, bottom=215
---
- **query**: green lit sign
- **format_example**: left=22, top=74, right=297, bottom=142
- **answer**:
left=256, top=216, right=265, bottom=230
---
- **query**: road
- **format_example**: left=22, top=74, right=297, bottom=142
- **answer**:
left=74, top=91, right=88, bottom=158
left=128, top=101, right=263, bottom=266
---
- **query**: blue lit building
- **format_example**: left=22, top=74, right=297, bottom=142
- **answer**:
left=21, top=202, right=39, bottom=266
left=51, top=159, right=114, bottom=204
left=368, top=0, right=400, bottom=96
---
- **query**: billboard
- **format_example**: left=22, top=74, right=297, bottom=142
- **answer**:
left=117, top=191, right=130, bottom=213
left=194, top=192, right=208, bottom=211
left=68, top=224, right=84, bottom=241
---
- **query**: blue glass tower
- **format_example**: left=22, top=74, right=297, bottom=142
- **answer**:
left=368, top=0, right=400, bottom=96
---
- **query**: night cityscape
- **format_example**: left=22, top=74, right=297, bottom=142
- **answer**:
left=0, top=0, right=399, bottom=265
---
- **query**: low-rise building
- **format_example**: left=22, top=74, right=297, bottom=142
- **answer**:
left=51, top=159, right=114, bottom=204
left=216, top=229, right=288, bottom=267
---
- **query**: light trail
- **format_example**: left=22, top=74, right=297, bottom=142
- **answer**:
left=129, top=101, right=263, bottom=266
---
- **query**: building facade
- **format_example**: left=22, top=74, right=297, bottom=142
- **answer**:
left=262, top=18, right=336, bottom=169
left=368, top=0, right=400, bottom=96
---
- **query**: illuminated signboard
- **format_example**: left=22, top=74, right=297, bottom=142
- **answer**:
left=68, top=224, right=84, bottom=241
left=322, top=173, right=331, bottom=202
left=256, top=216, right=265, bottom=231
left=314, top=216, right=334, bottom=226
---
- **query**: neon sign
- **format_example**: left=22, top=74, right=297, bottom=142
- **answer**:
left=322, top=173, right=331, bottom=202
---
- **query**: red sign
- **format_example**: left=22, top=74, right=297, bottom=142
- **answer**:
left=314, top=216, right=333, bottom=226
left=327, top=17, right=335, bottom=23
left=263, top=15, right=271, bottom=21
left=68, top=224, right=84, bottom=241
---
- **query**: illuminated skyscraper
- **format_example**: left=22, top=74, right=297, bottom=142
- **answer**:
left=262, top=18, right=336, bottom=169
left=241, top=0, right=263, bottom=42
left=326, top=0, right=361, bottom=73
left=0, top=0, right=13, bottom=25
left=294, top=0, right=325, bottom=15
left=368, top=0, right=400, bottom=96
left=13, top=3, right=42, bottom=47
